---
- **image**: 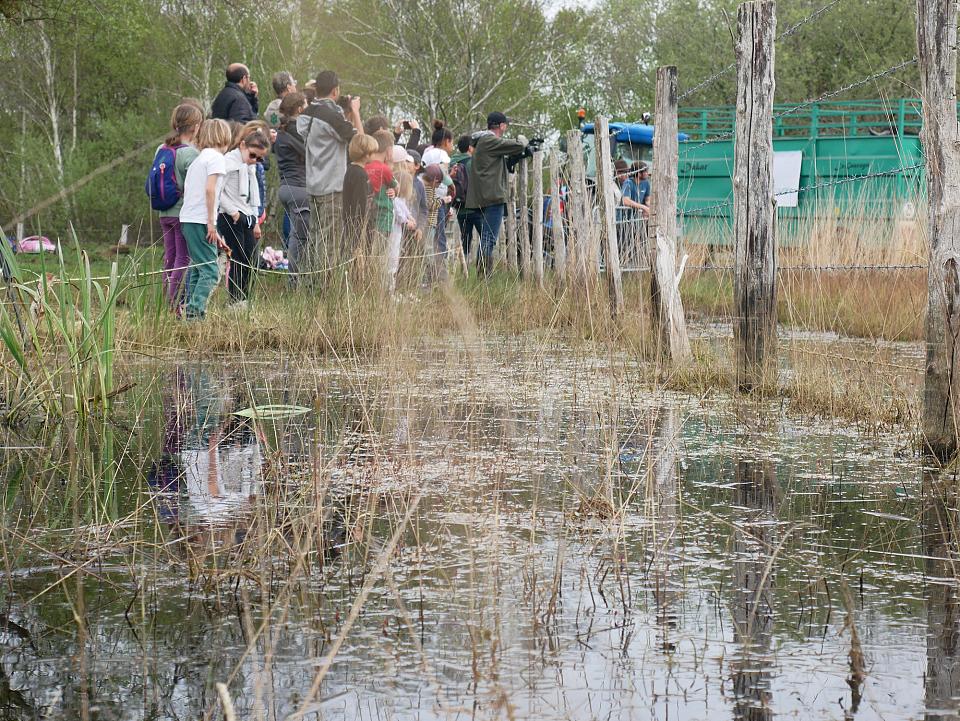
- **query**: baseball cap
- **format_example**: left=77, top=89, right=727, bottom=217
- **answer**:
left=392, top=145, right=413, bottom=164
left=407, top=149, right=423, bottom=167
left=487, top=111, right=510, bottom=128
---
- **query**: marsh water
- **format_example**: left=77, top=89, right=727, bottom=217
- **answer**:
left=0, top=337, right=956, bottom=720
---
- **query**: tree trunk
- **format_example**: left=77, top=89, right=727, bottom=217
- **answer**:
left=594, top=116, right=624, bottom=316
left=918, top=0, right=960, bottom=458
left=506, top=172, right=519, bottom=275
left=650, top=66, right=692, bottom=364
left=532, top=150, right=545, bottom=288
left=733, top=1, right=777, bottom=392
left=549, top=149, right=566, bottom=279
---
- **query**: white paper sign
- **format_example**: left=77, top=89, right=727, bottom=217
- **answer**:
left=773, top=151, right=803, bottom=208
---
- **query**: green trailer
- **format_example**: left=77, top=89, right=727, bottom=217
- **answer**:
left=677, top=98, right=925, bottom=238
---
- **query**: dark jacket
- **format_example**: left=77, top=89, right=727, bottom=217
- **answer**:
left=274, top=124, right=307, bottom=188
left=465, top=131, right=526, bottom=209
left=211, top=82, right=259, bottom=123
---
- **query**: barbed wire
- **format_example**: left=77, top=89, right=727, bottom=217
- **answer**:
left=773, top=58, right=918, bottom=124
left=621, top=263, right=926, bottom=273
left=677, top=0, right=843, bottom=102
left=680, top=162, right=925, bottom=218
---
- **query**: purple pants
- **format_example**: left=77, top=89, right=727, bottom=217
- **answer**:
left=160, top=216, right=190, bottom=307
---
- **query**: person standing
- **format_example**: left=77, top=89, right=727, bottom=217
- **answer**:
left=449, top=134, right=481, bottom=261
left=153, top=102, right=202, bottom=311
left=211, top=64, right=259, bottom=123
left=274, top=92, right=310, bottom=276
left=296, top=70, right=363, bottom=276
left=465, top=112, right=528, bottom=276
left=179, top=120, right=233, bottom=320
left=219, top=129, right=271, bottom=308
left=264, top=71, right=296, bottom=129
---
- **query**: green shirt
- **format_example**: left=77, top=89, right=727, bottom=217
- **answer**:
left=158, top=144, right=200, bottom=218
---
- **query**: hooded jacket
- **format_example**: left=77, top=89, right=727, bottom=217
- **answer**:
left=296, top=98, right=357, bottom=196
left=211, top=82, right=259, bottom=123
left=465, top=131, right=526, bottom=209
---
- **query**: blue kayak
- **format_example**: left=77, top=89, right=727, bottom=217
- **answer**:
left=582, top=122, right=688, bottom=146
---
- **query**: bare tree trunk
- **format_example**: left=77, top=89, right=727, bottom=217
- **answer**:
left=650, top=66, right=692, bottom=364
left=532, top=150, right=545, bottom=288
left=71, top=44, right=78, bottom=154
left=733, top=1, right=777, bottom=392
left=594, top=116, right=624, bottom=317
left=917, top=0, right=960, bottom=458
left=39, top=24, right=65, bottom=191
left=506, top=172, right=518, bottom=275
left=565, top=130, right=588, bottom=288
left=549, top=149, right=566, bottom=280
left=519, top=160, right=532, bottom=280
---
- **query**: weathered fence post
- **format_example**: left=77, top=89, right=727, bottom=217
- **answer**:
left=506, top=172, right=519, bottom=275
left=650, top=65, right=692, bottom=364
left=595, top=116, right=625, bottom=316
left=119, top=224, right=130, bottom=247
left=550, top=149, right=567, bottom=279
left=918, top=0, right=960, bottom=458
left=532, top=150, right=545, bottom=288
left=15, top=223, right=24, bottom=250
left=518, top=159, right=532, bottom=280
left=565, top=130, right=589, bottom=287
left=733, top=0, right=777, bottom=391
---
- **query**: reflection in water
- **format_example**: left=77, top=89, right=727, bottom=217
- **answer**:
left=924, top=472, right=960, bottom=721
left=730, top=452, right=778, bottom=721
left=0, top=347, right=955, bottom=720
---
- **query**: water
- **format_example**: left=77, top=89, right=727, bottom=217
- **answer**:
left=0, top=338, right=956, bottom=720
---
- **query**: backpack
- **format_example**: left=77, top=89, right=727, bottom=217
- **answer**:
left=145, top=144, right=184, bottom=211
left=450, top=158, right=470, bottom=209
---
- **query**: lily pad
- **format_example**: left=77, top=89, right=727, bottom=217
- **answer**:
left=232, top=404, right=312, bottom=420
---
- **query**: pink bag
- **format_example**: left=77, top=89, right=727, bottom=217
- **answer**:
left=18, top=236, right=56, bottom=254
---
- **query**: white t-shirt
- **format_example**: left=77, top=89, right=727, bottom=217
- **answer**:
left=421, top=146, right=450, bottom=167
left=179, top=148, right=227, bottom=225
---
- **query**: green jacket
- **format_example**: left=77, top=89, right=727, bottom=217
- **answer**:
left=465, top=131, right=526, bottom=209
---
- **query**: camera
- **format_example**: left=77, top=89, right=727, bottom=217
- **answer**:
left=506, top=137, right=545, bottom=172
left=402, top=120, right=411, bottom=130
left=336, top=94, right=354, bottom=111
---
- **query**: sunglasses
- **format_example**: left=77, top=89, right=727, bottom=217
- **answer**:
left=247, top=149, right=267, bottom=161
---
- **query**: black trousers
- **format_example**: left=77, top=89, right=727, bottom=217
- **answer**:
left=217, top=213, right=259, bottom=302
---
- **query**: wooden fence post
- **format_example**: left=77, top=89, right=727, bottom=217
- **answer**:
left=918, top=0, right=960, bottom=458
left=650, top=65, right=692, bottom=363
left=733, top=0, right=777, bottom=391
left=565, top=130, right=589, bottom=287
left=595, top=116, right=625, bottom=316
left=506, top=172, right=518, bottom=275
left=550, top=149, right=567, bottom=279
left=532, top=150, right=545, bottom=288
left=15, top=223, right=24, bottom=250
left=518, top=160, right=532, bottom=280
left=119, top=224, right=130, bottom=247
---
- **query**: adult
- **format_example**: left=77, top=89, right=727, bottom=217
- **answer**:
left=296, top=70, right=362, bottom=274
left=264, top=71, right=297, bottom=129
left=465, top=111, right=529, bottom=275
left=450, top=134, right=481, bottom=259
left=211, top=64, right=259, bottom=123
left=274, top=92, right=310, bottom=277
left=619, top=161, right=651, bottom=263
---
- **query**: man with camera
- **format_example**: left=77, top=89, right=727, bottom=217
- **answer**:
left=466, top=111, right=539, bottom=276
left=296, top=70, right=363, bottom=276
left=211, top=64, right=259, bottom=123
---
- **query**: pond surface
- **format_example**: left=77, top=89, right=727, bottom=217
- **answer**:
left=0, top=338, right=956, bottom=721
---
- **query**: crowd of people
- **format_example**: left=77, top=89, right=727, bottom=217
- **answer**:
left=147, top=63, right=648, bottom=319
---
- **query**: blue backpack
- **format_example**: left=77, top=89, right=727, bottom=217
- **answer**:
left=145, top=144, right=184, bottom=211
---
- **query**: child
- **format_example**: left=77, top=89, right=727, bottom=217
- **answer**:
left=180, top=119, right=233, bottom=320
left=343, top=134, right=377, bottom=254
left=389, top=170, right=417, bottom=294
left=365, top=129, right=399, bottom=257
left=421, top=164, right=450, bottom=286
left=219, top=128, right=271, bottom=307
left=156, top=103, right=202, bottom=311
